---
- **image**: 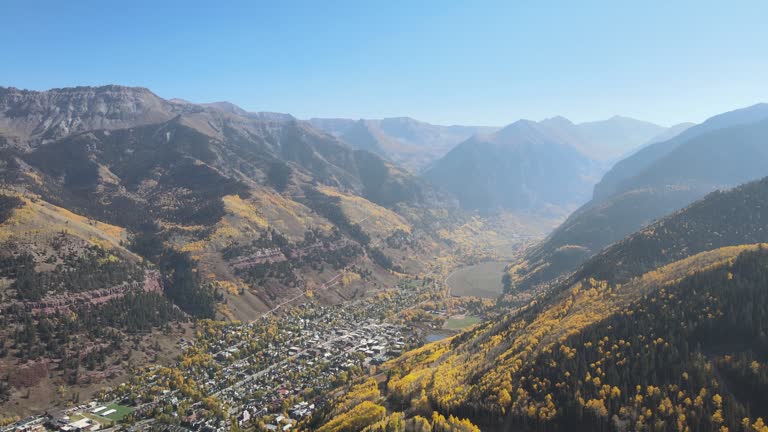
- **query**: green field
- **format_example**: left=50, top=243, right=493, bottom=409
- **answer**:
left=446, top=261, right=507, bottom=298
left=443, top=316, right=481, bottom=330
left=95, top=403, right=133, bottom=421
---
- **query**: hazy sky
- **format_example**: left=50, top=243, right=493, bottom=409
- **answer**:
left=3, top=0, right=767, bottom=126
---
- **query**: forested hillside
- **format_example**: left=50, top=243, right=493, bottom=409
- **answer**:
left=312, top=175, right=768, bottom=432
left=572, top=177, right=768, bottom=284
left=314, top=246, right=768, bottom=431
left=510, top=107, right=768, bottom=292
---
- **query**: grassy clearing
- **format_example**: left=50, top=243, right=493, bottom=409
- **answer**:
left=446, top=261, right=507, bottom=298
left=0, top=194, right=131, bottom=252
left=443, top=316, right=481, bottom=330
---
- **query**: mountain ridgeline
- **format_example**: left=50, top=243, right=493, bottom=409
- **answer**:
left=0, top=84, right=452, bottom=326
left=308, top=116, right=496, bottom=172
left=595, top=103, right=768, bottom=200
left=510, top=103, right=768, bottom=291
left=0, top=85, right=439, bottom=212
left=424, top=115, right=677, bottom=212
left=425, top=119, right=596, bottom=211
left=572, top=177, right=768, bottom=284
left=311, top=114, right=676, bottom=214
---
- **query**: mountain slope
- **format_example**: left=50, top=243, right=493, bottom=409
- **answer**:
left=511, top=105, right=768, bottom=290
left=0, top=86, right=437, bottom=210
left=0, top=192, right=133, bottom=256
left=339, top=119, right=418, bottom=161
left=569, top=176, right=768, bottom=285
left=0, top=85, right=453, bottom=323
left=310, top=116, right=495, bottom=171
left=0, top=85, right=181, bottom=148
left=315, top=175, right=768, bottom=432
left=0, top=85, right=445, bottom=210
left=424, top=119, right=597, bottom=211
left=576, top=115, right=667, bottom=160
left=16, top=120, right=428, bottom=313
left=595, top=103, right=768, bottom=200
left=615, top=119, right=768, bottom=195
left=641, top=122, right=695, bottom=148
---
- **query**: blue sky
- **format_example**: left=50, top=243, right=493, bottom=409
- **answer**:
left=2, top=0, right=767, bottom=126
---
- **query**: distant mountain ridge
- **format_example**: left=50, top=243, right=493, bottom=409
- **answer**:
left=595, top=103, right=768, bottom=200
left=576, top=115, right=667, bottom=160
left=310, top=114, right=676, bottom=174
left=423, top=115, right=682, bottom=212
left=510, top=102, right=768, bottom=291
left=425, top=119, right=596, bottom=211
left=0, top=85, right=299, bottom=149
left=309, top=116, right=496, bottom=171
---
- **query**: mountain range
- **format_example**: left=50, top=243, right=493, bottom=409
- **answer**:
left=0, top=85, right=445, bottom=210
left=424, top=115, right=688, bottom=212
left=425, top=119, right=597, bottom=211
left=509, top=102, right=768, bottom=291
left=7, top=85, right=765, bottom=324
left=0, top=85, right=456, bottom=325
left=313, top=112, right=689, bottom=213
left=310, top=114, right=678, bottom=175
left=308, top=117, right=496, bottom=172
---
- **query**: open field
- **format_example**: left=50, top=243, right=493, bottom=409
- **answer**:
left=443, top=316, right=481, bottom=330
left=72, top=403, right=132, bottom=424
left=101, top=403, right=133, bottom=421
left=446, top=261, right=507, bottom=298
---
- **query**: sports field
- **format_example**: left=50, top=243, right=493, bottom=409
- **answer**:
left=95, top=403, right=133, bottom=421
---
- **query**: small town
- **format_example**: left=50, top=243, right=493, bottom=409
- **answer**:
left=2, top=278, right=444, bottom=432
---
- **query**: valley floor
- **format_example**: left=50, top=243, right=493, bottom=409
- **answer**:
left=445, top=261, right=508, bottom=298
